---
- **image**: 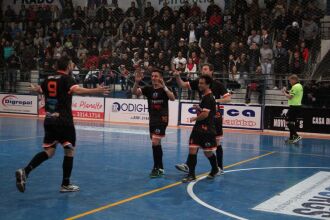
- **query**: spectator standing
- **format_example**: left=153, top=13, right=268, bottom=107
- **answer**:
left=301, top=17, right=319, bottom=49
left=6, top=51, right=21, bottom=93
left=273, top=41, right=288, bottom=89
left=260, top=41, right=273, bottom=89
left=290, top=51, right=305, bottom=76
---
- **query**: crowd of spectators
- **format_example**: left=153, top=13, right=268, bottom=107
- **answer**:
left=0, top=0, right=326, bottom=103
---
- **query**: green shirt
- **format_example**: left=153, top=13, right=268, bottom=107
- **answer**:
left=288, top=83, right=303, bottom=106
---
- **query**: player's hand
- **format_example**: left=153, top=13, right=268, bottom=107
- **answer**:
left=159, top=79, right=166, bottom=88
left=30, top=83, right=41, bottom=93
left=173, top=70, right=181, bottom=77
left=192, top=104, right=202, bottom=112
left=97, top=85, right=111, bottom=95
left=135, top=71, right=143, bottom=82
left=281, top=87, right=287, bottom=94
left=189, top=117, right=197, bottom=123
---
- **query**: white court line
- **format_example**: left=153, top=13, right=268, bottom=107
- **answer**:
left=75, top=125, right=174, bottom=135
left=0, top=136, right=43, bottom=142
left=187, top=167, right=330, bottom=220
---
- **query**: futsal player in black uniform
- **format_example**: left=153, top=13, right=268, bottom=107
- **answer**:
left=174, top=63, right=230, bottom=174
left=182, top=75, right=219, bottom=182
left=132, top=69, right=175, bottom=178
left=15, top=56, right=110, bottom=193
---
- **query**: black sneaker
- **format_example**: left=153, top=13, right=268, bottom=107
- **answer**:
left=149, top=168, right=164, bottom=178
left=60, top=184, right=80, bottom=193
left=207, top=168, right=220, bottom=179
left=175, top=163, right=189, bottom=173
left=182, top=175, right=196, bottom=183
left=15, top=168, right=27, bottom=193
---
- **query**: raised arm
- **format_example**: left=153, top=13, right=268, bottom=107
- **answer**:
left=173, top=71, right=190, bottom=89
left=71, top=85, right=110, bottom=95
left=160, top=79, right=175, bottom=101
left=132, top=71, right=143, bottom=96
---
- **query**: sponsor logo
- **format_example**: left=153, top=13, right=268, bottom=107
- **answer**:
left=227, top=109, right=256, bottom=117
left=254, top=171, right=330, bottom=220
left=112, top=102, right=148, bottom=113
left=188, top=106, right=256, bottom=118
left=1, top=95, right=33, bottom=107
left=272, top=108, right=304, bottom=129
left=313, top=117, right=330, bottom=125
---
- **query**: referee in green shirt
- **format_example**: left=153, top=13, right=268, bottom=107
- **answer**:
left=282, top=74, right=303, bottom=143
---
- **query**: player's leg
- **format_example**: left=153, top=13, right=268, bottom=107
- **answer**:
left=59, top=126, right=79, bottom=192
left=149, top=126, right=166, bottom=178
left=286, top=107, right=301, bottom=143
left=203, top=135, right=219, bottom=179
left=15, top=124, right=57, bottom=193
left=216, top=137, right=224, bottom=175
left=182, top=145, right=199, bottom=183
left=215, top=116, right=224, bottom=174
left=290, top=107, right=302, bottom=143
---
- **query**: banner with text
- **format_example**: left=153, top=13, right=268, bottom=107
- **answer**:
left=38, top=95, right=104, bottom=120
left=3, top=0, right=62, bottom=13
left=264, top=105, right=330, bottom=134
left=104, top=98, right=179, bottom=126
left=0, top=94, right=38, bottom=115
left=179, top=102, right=262, bottom=130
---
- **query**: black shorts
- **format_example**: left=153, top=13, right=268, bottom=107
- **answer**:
left=214, top=116, right=223, bottom=137
left=189, top=129, right=217, bottom=151
left=149, top=124, right=167, bottom=139
left=286, top=106, right=301, bottom=122
left=43, top=123, right=76, bottom=148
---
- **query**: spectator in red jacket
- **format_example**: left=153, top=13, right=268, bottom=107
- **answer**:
left=209, top=11, right=222, bottom=28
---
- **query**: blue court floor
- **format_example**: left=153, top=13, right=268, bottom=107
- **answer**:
left=0, top=116, right=330, bottom=220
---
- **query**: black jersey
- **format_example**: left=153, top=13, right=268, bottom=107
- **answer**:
left=142, top=86, right=169, bottom=126
left=41, top=71, right=78, bottom=126
left=193, top=92, right=216, bottom=134
left=189, top=79, right=228, bottom=99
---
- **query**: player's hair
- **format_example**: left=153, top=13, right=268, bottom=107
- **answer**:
left=201, top=63, right=214, bottom=72
left=199, top=74, right=213, bottom=86
left=288, top=74, right=299, bottom=81
left=57, top=56, right=71, bottom=71
left=151, top=68, right=163, bottom=77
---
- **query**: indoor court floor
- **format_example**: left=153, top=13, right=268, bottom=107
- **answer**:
left=0, top=116, right=330, bottom=220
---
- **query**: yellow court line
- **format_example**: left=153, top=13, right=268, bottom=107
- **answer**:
left=65, top=151, right=275, bottom=220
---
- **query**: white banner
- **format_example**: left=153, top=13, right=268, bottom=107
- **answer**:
left=254, top=171, right=330, bottom=220
left=0, top=94, right=38, bottom=115
left=3, top=0, right=62, bottom=13
left=179, top=102, right=262, bottom=130
left=72, top=96, right=104, bottom=119
left=104, top=98, right=178, bottom=126
left=39, top=95, right=104, bottom=119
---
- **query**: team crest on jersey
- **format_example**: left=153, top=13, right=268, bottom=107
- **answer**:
left=152, top=92, right=158, bottom=99
left=155, top=129, right=161, bottom=134
left=205, top=142, right=211, bottom=147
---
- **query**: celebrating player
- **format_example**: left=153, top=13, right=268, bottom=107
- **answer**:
left=182, top=75, right=219, bottom=182
left=174, top=63, right=230, bottom=174
left=132, top=69, right=175, bottom=178
left=15, top=56, right=110, bottom=193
